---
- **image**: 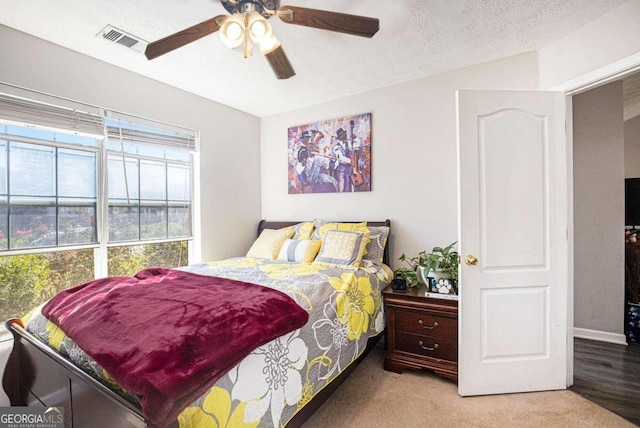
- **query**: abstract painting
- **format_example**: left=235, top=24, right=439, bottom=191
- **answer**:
left=288, top=112, right=371, bottom=194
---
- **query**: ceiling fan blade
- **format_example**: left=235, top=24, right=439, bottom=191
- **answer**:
left=145, top=15, right=227, bottom=60
left=278, top=6, right=379, bottom=38
left=264, top=45, right=296, bottom=79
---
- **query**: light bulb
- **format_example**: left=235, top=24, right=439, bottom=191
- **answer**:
left=251, top=20, right=266, bottom=38
left=219, top=15, right=245, bottom=49
left=226, top=22, right=243, bottom=41
left=247, top=11, right=272, bottom=44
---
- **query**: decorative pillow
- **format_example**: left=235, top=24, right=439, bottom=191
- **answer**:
left=311, top=218, right=328, bottom=239
left=277, top=239, right=322, bottom=263
left=311, top=219, right=368, bottom=240
left=362, top=225, right=390, bottom=266
left=284, top=221, right=314, bottom=240
left=313, top=229, right=370, bottom=269
left=246, top=228, right=294, bottom=260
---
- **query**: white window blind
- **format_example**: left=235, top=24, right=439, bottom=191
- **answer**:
left=0, top=93, right=104, bottom=138
left=105, top=115, right=196, bottom=152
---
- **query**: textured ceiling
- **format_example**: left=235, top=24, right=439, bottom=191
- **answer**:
left=0, top=0, right=628, bottom=117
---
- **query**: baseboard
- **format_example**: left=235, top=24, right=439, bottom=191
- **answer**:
left=573, top=327, right=628, bottom=345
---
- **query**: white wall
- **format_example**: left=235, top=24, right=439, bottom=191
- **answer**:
left=260, top=52, right=539, bottom=268
left=573, top=82, right=626, bottom=336
left=0, top=24, right=262, bottom=261
left=538, top=0, right=640, bottom=90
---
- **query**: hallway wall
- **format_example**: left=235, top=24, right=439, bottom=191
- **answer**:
left=573, top=81, right=626, bottom=339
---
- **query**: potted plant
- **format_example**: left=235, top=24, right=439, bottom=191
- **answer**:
left=393, top=242, right=460, bottom=293
left=393, top=251, right=428, bottom=289
left=424, top=242, right=460, bottom=295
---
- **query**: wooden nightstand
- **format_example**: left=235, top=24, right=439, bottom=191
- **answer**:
left=382, top=284, right=458, bottom=382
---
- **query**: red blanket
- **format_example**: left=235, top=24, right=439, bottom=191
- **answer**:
left=42, top=267, right=309, bottom=428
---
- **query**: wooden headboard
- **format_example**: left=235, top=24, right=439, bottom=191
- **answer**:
left=257, top=219, right=391, bottom=266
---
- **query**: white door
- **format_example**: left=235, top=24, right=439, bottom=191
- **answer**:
left=457, top=90, right=569, bottom=396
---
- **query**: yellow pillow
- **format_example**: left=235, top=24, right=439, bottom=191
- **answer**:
left=284, top=221, right=314, bottom=240
left=277, top=239, right=322, bottom=263
left=313, top=229, right=370, bottom=269
left=246, top=228, right=295, bottom=260
left=312, top=220, right=368, bottom=240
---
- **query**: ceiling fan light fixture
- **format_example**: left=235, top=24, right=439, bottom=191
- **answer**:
left=248, top=11, right=272, bottom=44
left=219, top=15, right=245, bottom=48
left=145, top=2, right=379, bottom=79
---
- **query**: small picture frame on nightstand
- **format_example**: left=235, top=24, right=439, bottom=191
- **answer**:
left=428, top=277, right=458, bottom=296
left=391, top=275, right=407, bottom=292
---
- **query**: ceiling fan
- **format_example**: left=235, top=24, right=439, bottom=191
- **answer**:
left=144, top=0, right=379, bottom=80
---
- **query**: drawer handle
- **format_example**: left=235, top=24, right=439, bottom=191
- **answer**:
left=418, top=341, right=439, bottom=351
left=418, top=320, right=439, bottom=330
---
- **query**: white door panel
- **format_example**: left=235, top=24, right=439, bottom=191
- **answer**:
left=481, top=109, right=547, bottom=270
left=457, top=90, right=568, bottom=396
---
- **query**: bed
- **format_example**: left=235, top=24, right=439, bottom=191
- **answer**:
left=3, top=219, right=391, bottom=428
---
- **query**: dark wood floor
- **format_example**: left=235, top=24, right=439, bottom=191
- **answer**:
left=572, top=338, right=640, bottom=426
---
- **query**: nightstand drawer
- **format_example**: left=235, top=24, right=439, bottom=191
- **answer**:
left=396, top=332, right=457, bottom=362
left=395, top=309, right=457, bottom=339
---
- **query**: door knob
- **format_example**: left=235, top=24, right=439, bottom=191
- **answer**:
left=465, top=255, right=478, bottom=266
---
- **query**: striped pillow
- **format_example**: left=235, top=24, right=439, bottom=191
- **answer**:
left=277, top=239, right=322, bottom=263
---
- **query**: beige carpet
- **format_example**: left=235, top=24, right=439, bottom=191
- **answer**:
left=301, top=342, right=634, bottom=428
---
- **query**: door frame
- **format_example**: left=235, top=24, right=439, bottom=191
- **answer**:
left=550, top=52, right=640, bottom=96
left=550, top=52, right=640, bottom=387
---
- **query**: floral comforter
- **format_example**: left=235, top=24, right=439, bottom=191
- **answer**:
left=24, top=257, right=392, bottom=428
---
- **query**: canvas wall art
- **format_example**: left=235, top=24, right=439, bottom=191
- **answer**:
left=288, top=112, right=371, bottom=194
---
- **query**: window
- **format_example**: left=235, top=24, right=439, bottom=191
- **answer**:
left=0, top=134, right=98, bottom=251
left=0, top=89, right=198, bottom=321
left=107, top=155, right=191, bottom=242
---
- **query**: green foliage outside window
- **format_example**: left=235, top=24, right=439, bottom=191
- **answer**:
left=107, top=241, right=188, bottom=277
left=0, top=241, right=188, bottom=321
left=0, top=249, right=94, bottom=321
left=0, top=255, right=53, bottom=320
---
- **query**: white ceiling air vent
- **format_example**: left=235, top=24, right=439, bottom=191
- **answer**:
left=97, top=25, right=147, bottom=54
